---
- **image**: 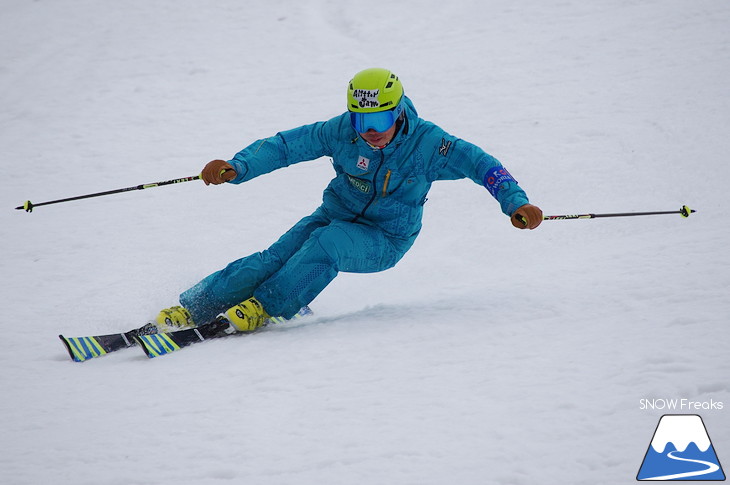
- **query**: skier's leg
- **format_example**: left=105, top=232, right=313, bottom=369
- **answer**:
left=254, top=220, right=407, bottom=319
left=179, top=208, right=330, bottom=323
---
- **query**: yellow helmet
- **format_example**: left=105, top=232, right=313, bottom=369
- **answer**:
left=347, top=68, right=405, bottom=132
left=347, top=68, right=403, bottom=112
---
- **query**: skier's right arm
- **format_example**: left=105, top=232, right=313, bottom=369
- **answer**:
left=215, top=115, right=346, bottom=184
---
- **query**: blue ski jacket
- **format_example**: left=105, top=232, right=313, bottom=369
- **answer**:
left=226, top=96, right=530, bottom=247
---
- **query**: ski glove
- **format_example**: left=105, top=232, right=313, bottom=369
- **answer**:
left=201, top=159, right=236, bottom=185
left=511, top=204, right=543, bottom=230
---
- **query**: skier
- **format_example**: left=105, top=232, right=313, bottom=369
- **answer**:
left=154, top=68, right=543, bottom=332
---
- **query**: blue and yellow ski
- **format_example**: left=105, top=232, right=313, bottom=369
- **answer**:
left=59, top=322, right=158, bottom=362
left=60, top=307, right=313, bottom=361
left=135, top=306, right=313, bottom=359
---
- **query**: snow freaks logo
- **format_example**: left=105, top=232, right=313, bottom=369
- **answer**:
left=640, top=398, right=724, bottom=411
left=637, top=414, right=726, bottom=481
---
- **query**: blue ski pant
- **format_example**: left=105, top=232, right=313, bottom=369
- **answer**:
left=179, top=206, right=411, bottom=322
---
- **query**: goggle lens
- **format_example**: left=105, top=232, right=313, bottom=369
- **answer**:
left=349, top=100, right=403, bottom=133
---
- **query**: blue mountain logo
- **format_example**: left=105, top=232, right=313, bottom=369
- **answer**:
left=637, top=414, right=725, bottom=481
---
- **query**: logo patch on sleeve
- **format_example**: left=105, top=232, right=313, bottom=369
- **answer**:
left=438, top=138, right=452, bottom=156
left=483, top=166, right=517, bottom=198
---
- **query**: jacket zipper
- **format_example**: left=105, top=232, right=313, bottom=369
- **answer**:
left=382, top=169, right=392, bottom=197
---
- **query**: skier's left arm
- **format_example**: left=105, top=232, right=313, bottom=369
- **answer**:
left=434, top=137, right=543, bottom=230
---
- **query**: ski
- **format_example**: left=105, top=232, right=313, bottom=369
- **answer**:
left=60, top=306, right=313, bottom=362
left=135, top=306, right=313, bottom=359
left=134, top=319, right=234, bottom=358
left=59, top=322, right=158, bottom=362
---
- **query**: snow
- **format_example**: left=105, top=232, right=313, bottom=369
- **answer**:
left=1, top=0, right=729, bottom=484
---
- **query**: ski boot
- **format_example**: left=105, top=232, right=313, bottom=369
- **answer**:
left=219, top=297, right=269, bottom=332
left=154, top=305, right=196, bottom=332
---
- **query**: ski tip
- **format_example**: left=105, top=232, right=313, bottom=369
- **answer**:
left=59, top=334, right=81, bottom=362
left=134, top=334, right=180, bottom=358
left=59, top=334, right=106, bottom=362
left=133, top=336, right=155, bottom=358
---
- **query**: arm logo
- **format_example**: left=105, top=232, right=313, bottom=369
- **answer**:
left=637, top=414, right=725, bottom=481
left=438, top=138, right=452, bottom=156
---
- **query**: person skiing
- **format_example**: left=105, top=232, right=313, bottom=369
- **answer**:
left=154, top=67, right=543, bottom=333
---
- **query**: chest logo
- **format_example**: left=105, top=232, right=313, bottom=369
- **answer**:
left=347, top=174, right=372, bottom=194
left=356, top=156, right=370, bottom=171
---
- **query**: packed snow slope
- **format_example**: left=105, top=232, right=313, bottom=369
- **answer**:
left=1, top=1, right=728, bottom=484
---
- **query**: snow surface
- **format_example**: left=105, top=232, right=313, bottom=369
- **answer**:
left=1, top=1, right=729, bottom=484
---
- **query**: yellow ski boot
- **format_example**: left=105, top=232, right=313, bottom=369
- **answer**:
left=154, top=306, right=195, bottom=332
left=220, top=297, right=269, bottom=332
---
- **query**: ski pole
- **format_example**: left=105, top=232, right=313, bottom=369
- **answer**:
left=543, top=205, right=694, bottom=220
left=518, top=205, right=695, bottom=225
left=15, top=175, right=201, bottom=213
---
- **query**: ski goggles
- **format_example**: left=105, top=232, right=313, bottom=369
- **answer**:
left=349, top=99, right=405, bottom=133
